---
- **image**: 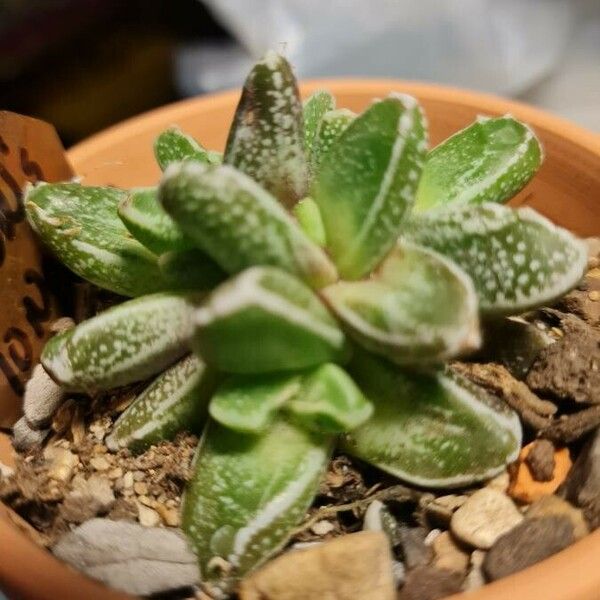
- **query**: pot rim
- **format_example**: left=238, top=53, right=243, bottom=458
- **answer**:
left=2, top=79, right=599, bottom=600
left=69, top=78, right=600, bottom=166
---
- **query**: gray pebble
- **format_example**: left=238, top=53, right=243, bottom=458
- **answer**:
left=53, top=518, right=199, bottom=596
left=483, top=516, right=574, bottom=581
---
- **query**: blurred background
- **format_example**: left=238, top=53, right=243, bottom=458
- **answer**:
left=1, top=0, right=598, bottom=147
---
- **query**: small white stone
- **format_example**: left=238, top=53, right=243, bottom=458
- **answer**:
left=310, top=520, right=335, bottom=536
left=451, top=488, right=523, bottom=549
left=43, top=446, right=79, bottom=482
left=90, top=456, right=111, bottom=471
left=23, top=364, right=65, bottom=429
left=123, top=471, right=134, bottom=488
left=138, top=503, right=161, bottom=527
left=363, top=500, right=385, bottom=532
left=0, top=461, right=14, bottom=479
left=424, top=528, right=442, bottom=546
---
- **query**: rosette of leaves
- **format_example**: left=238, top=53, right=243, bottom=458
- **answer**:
left=24, top=51, right=586, bottom=597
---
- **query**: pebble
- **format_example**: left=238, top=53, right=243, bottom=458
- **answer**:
left=43, top=446, right=79, bottom=482
left=52, top=518, right=199, bottom=596
left=123, top=471, right=134, bottom=489
left=239, top=531, right=396, bottom=600
left=483, top=516, right=574, bottom=581
left=138, top=503, right=161, bottom=527
left=526, top=495, right=589, bottom=540
left=424, top=495, right=469, bottom=527
left=432, top=531, right=470, bottom=575
left=155, top=503, right=181, bottom=527
left=462, top=550, right=486, bottom=592
left=133, top=481, right=149, bottom=496
left=508, top=443, right=572, bottom=504
left=12, top=416, right=49, bottom=452
left=23, top=364, right=66, bottom=429
left=310, top=520, right=335, bottom=536
left=486, top=470, right=510, bottom=493
left=559, top=426, right=600, bottom=528
left=90, top=456, right=111, bottom=471
left=397, top=566, right=463, bottom=600
left=363, top=500, right=399, bottom=545
left=50, top=317, right=75, bottom=333
left=398, top=526, right=433, bottom=569
left=524, top=439, right=556, bottom=481
left=107, top=467, right=123, bottom=480
left=60, top=475, right=116, bottom=523
left=451, top=488, right=523, bottom=549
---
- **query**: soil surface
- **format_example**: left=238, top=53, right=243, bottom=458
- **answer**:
left=1, top=241, right=600, bottom=599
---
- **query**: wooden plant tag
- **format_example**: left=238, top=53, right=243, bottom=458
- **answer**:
left=0, top=111, right=74, bottom=427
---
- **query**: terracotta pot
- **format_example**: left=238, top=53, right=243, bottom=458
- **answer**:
left=1, top=80, right=599, bottom=600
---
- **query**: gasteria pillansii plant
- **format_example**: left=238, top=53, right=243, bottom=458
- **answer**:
left=24, top=51, right=586, bottom=596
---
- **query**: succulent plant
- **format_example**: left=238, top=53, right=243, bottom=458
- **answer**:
left=24, top=50, right=587, bottom=597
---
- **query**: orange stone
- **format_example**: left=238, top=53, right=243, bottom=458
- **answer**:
left=508, top=442, right=572, bottom=504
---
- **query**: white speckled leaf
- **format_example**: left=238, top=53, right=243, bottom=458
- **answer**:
left=106, top=354, right=216, bottom=452
left=192, top=266, right=349, bottom=373
left=342, top=352, right=522, bottom=488
left=415, top=116, right=542, bottom=212
left=159, top=161, right=337, bottom=289
left=224, top=51, right=308, bottom=208
left=42, top=293, right=195, bottom=392
left=182, top=417, right=331, bottom=596
left=405, top=203, right=587, bottom=316
left=313, top=94, right=427, bottom=279
left=118, top=187, right=194, bottom=255
left=310, top=108, right=355, bottom=174
left=154, top=127, right=221, bottom=171
left=285, top=364, right=373, bottom=433
left=322, top=242, right=479, bottom=365
left=158, top=248, right=226, bottom=291
left=303, top=90, right=335, bottom=156
left=209, top=373, right=301, bottom=433
left=293, top=197, right=326, bottom=246
left=25, top=183, right=165, bottom=297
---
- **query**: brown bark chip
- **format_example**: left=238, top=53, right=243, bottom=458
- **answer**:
left=526, top=315, right=600, bottom=405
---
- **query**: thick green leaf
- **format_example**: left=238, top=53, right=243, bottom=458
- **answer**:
left=310, top=108, right=355, bottom=173
left=415, top=116, right=542, bottom=212
left=42, top=293, right=194, bottom=392
left=154, top=126, right=220, bottom=171
left=322, top=242, right=479, bottom=365
left=118, top=187, right=193, bottom=255
left=285, top=364, right=372, bottom=433
left=405, top=203, right=587, bottom=316
left=293, top=197, right=327, bottom=246
left=192, top=266, right=349, bottom=373
left=25, top=183, right=164, bottom=297
left=342, top=352, right=522, bottom=488
left=160, top=161, right=337, bottom=289
left=105, top=354, right=216, bottom=452
left=303, top=90, right=335, bottom=156
left=182, top=417, right=331, bottom=596
left=158, top=248, right=226, bottom=291
left=209, top=373, right=301, bottom=433
left=224, top=51, right=308, bottom=207
left=313, top=94, right=427, bottom=279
